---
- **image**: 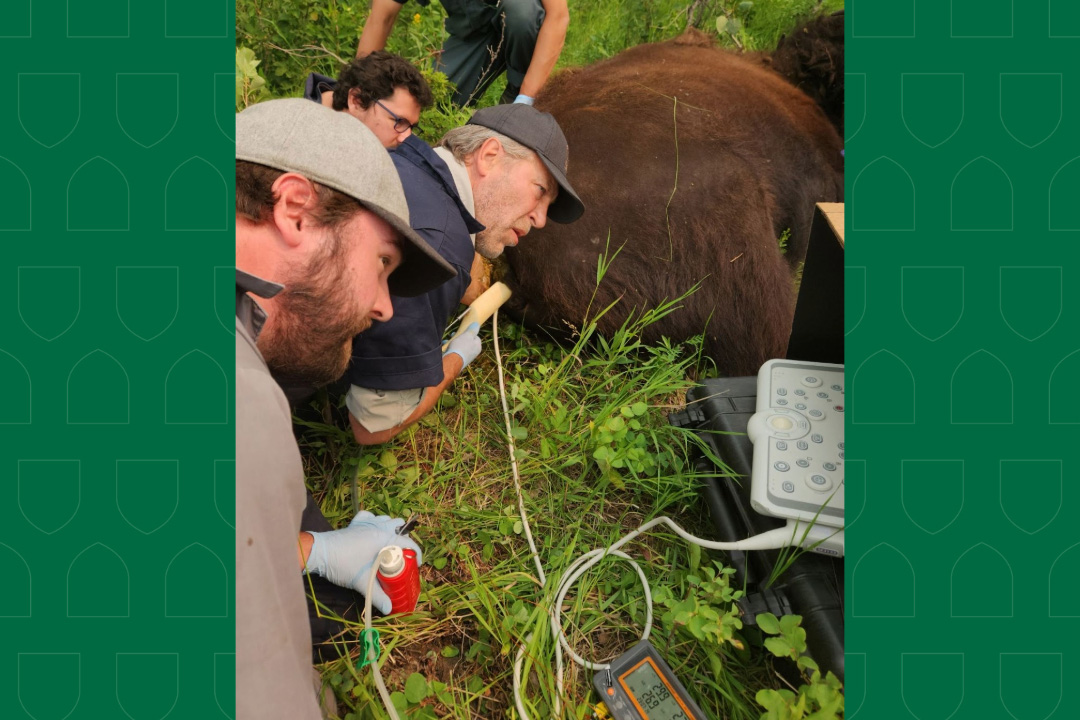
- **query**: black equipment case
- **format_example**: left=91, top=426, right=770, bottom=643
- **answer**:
left=668, top=203, right=845, bottom=680
left=669, top=378, right=844, bottom=681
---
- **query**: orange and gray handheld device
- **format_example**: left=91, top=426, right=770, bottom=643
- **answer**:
left=592, top=640, right=707, bottom=720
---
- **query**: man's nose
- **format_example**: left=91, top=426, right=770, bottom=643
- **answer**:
left=530, top=202, right=549, bottom=229
left=371, top=281, right=394, bottom=323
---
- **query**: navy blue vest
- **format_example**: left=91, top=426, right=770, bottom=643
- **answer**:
left=347, top=136, right=483, bottom=390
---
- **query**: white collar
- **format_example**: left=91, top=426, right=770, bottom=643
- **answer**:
left=434, top=146, right=476, bottom=247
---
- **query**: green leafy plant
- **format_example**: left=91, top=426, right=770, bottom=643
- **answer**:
left=384, top=671, right=450, bottom=720
left=236, top=46, right=270, bottom=110
left=777, top=228, right=791, bottom=255
left=754, top=613, right=843, bottom=720
left=652, top=559, right=744, bottom=653
left=717, top=1, right=755, bottom=49
left=413, top=65, right=473, bottom=145
left=589, top=402, right=657, bottom=486
left=236, top=0, right=371, bottom=94
left=715, top=0, right=845, bottom=50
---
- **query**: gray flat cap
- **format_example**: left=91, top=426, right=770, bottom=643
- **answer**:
left=236, top=98, right=455, bottom=297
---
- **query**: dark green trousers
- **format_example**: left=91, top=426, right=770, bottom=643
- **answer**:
left=436, top=0, right=545, bottom=105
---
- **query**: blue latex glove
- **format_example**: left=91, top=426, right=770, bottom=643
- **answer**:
left=513, top=94, right=535, bottom=106
left=304, top=511, right=423, bottom=614
left=443, top=321, right=482, bottom=368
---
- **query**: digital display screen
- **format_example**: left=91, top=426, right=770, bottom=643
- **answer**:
left=619, top=658, right=692, bottom=719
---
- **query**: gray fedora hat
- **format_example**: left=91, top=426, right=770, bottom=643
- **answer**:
left=467, top=103, right=585, bottom=224
left=236, top=98, right=455, bottom=297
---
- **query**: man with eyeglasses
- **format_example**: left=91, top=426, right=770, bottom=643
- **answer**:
left=304, top=51, right=432, bottom=149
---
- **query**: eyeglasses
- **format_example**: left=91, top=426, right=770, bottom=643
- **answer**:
left=375, top=100, right=419, bottom=134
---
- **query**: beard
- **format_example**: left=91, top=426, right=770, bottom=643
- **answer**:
left=258, top=228, right=373, bottom=387
left=473, top=177, right=524, bottom=260
left=474, top=226, right=508, bottom=260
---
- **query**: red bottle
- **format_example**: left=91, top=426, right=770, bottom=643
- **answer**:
left=376, top=546, right=420, bottom=614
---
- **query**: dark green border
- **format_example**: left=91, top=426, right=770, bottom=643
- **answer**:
left=847, top=2, right=1077, bottom=717
left=1, top=3, right=235, bottom=717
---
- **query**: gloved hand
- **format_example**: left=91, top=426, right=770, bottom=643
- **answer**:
left=443, top=321, right=481, bottom=369
left=513, top=94, right=535, bottom=106
left=304, top=511, right=423, bottom=615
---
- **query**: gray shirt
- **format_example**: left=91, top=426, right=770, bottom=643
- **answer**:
left=235, top=270, right=322, bottom=720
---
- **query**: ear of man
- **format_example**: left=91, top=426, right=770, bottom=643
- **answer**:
left=347, top=88, right=364, bottom=112
left=472, top=136, right=506, bottom=179
left=270, top=173, right=322, bottom=249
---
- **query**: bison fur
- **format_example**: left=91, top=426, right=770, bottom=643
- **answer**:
left=501, top=29, right=844, bottom=376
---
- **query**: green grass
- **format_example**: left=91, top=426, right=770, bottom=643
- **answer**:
left=237, top=0, right=844, bottom=140
left=714, top=0, right=845, bottom=51
left=236, top=1, right=844, bottom=718
left=300, top=292, right=773, bottom=720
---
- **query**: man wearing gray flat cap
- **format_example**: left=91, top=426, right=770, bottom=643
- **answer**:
left=235, top=98, right=455, bottom=720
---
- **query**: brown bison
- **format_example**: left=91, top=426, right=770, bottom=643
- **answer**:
left=500, top=21, right=843, bottom=376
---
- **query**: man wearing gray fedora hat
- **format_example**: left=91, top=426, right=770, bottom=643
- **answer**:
left=344, top=102, right=585, bottom=445
left=235, top=98, right=455, bottom=719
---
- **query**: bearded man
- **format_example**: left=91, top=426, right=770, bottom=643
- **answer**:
left=344, top=103, right=585, bottom=444
left=234, top=98, right=454, bottom=720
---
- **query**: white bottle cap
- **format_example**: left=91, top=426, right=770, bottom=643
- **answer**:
left=378, top=546, right=405, bottom=577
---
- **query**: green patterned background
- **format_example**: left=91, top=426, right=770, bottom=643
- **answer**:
left=847, top=1, right=1078, bottom=718
left=1, top=2, right=236, bottom=718
left=3, top=0, right=1077, bottom=718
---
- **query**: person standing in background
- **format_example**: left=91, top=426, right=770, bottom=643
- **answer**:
left=356, top=0, right=569, bottom=106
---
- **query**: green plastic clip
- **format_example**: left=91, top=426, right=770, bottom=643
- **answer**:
left=357, top=628, right=381, bottom=669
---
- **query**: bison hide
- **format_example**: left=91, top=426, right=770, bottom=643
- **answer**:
left=770, top=10, right=845, bottom=136
left=501, top=29, right=844, bottom=376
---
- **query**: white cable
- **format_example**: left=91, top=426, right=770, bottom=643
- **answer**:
left=491, top=311, right=842, bottom=717
left=365, top=554, right=401, bottom=720
left=493, top=308, right=547, bottom=587
left=551, top=548, right=652, bottom=670
left=363, top=307, right=553, bottom=720
left=363, top=310, right=840, bottom=719
left=493, top=309, right=564, bottom=720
